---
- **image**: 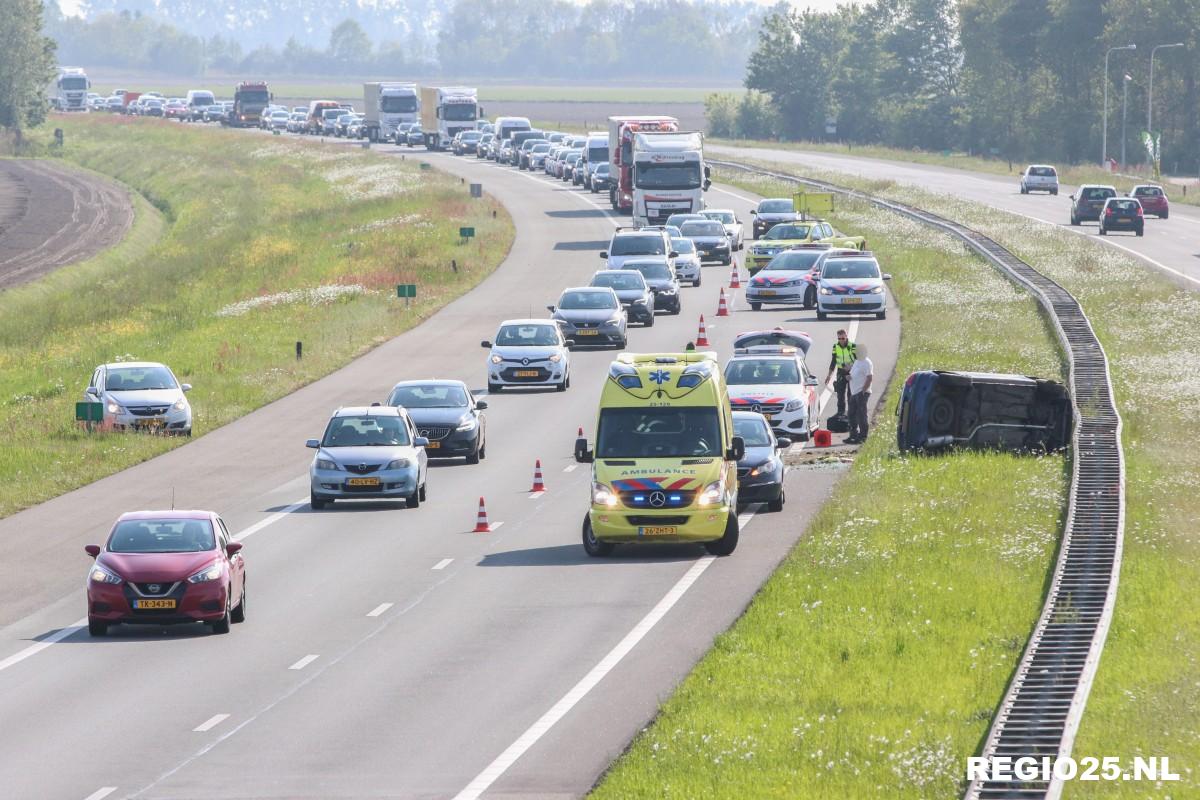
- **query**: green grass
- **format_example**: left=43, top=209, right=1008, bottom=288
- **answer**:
left=0, top=115, right=512, bottom=519
left=712, top=137, right=1200, bottom=207
left=591, top=170, right=1068, bottom=798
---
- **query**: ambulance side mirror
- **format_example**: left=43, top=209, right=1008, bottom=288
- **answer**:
left=574, top=437, right=593, bottom=463
left=726, top=436, right=745, bottom=462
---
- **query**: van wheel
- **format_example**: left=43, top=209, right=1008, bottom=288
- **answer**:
left=582, top=517, right=614, bottom=557
left=928, top=396, right=957, bottom=434
left=804, top=287, right=816, bottom=308
left=1099, top=227, right=1106, bottom=235
left=704, top=514, right=739, bottom=556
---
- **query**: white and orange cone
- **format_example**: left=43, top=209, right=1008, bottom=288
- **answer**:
left=531, top=459, right=546, bottom=493
left=696, top=315, right=710, bottom=347
left=729, top=264, right=741, bottom=289
left=716, top=288, right=730, bottom=317
left=473, top=496, right=492, bottom=533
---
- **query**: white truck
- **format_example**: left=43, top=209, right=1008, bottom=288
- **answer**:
left=362, top=82, right=420, bottom=143
left=51, top=67, right=91, bottom=112
left=419, top=86, right=480, bottom=151
left=631, top=130, right=711, bottom=227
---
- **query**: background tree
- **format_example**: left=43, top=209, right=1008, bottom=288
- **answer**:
left=0, top=0, right=58, bottom=143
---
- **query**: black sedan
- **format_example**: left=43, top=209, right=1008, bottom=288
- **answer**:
left=618, top=258, right=681, bottom=314
left=549, top=287, right=627, bottom=348
left=386, top=380, right=487, bottom=463
left=590, top=163, right=612, bottom=194
left=1098, top=197, right=1145, bottom=236
left=733, top=411, right=789, bottom=511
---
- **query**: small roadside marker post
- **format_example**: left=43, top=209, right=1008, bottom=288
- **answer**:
left=75, top=401, right=103, bottom=432
left=459, top=226, right=475, bottom=245
left=396, top=283, right=417, bottom=308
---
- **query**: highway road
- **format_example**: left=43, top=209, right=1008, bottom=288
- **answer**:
left=0, top=144, right=899, bottom=799
left=711, top=144, right=1200, bottom=289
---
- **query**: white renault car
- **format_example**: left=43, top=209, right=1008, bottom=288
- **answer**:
left=816, top=252, right=891, bottom=321
left=85, top=361, right=193, bottom=435
left=724, top=346, right=821, bottom=442
left=702, top=209, right=745, bottom=251
left=482, top=319, right=573, bottom=393
left=671, top=237, right=702, bottom=286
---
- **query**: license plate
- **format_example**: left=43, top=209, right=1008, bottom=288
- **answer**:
left=575, top=329, right=599, bottom=336
left=348, top=477, right=380, bottom=486
left=425, top=441, right=440, bottom=449
left=514, top=370, right=539, bottom=377
left=135, top=599, right=176, bottom=610
left=762, top=413, right=774, bottom=421
left=133, top=418, right=163, bottom=429
left=842, top=297, right=862, bottom=305
left=639, top=526, right=677, bottom=537
left=1118, top=217, right=1131, bottom=222
left=759, top=289, right=777, bottom=296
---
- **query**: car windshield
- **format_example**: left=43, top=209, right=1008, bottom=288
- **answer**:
left=595, top=163, right=610, bottom=175
left=764, top=224, right=812, bottom=240
left=822, top=258, right=880, bottom=279
left=109, top=519, right=215, bottom=553
left=768, top=250, right=824, bottom=270
left=627, top=262, right=672, bottom=280
left=380, top=95, right=418, bottom=113
left=560, top=290, right=616, bottom=310
left=323, top=109, right=342, bottom=120
left=105, top=366, right=177, bottom=391
left=587, top=145, right=608, bottom=163
left=759, top=199, right=793, bottom=213
left=566, top=153, right=582, bottom=163
left=533, top=144, right=551, bottom=153
left=704, top=211, right=735, bottom=224
left=680, top=221, right=725, bottom=237
left=725, top=359, right=800, bottom=385
left=463, top=132, right=482, bottom=140
left=322, top=415, right=411, bottom=447
left=597, top=407, right=722, bottom=458
left=389, top=384, right=468, bottom=408
left=610, top=235, right=665, bottom=256
left=671, top=238, right=696, bottom=254
left=734, top=417, right=772, bottom=447
left=635, top=162, right=702, bottom=190
left=443, top=103, right=477, bottom=121
left=495, top=324, right=559, bottom=346
left=1134, top=186, right=1163, bottom=197
left=593, top=273, right=645, bottom=290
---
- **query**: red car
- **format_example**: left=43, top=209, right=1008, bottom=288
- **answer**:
left=1130, top=184, right=1169, bottom=219
left=84, top=510, right=246, bottom=636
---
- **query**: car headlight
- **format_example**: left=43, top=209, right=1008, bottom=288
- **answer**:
left=456, top=416, right=477, bottom=431
left=784, top=399, right=804, bottom=412
left=316, top=458, right=340, bottom=471
left=187, top=563, right=223, bottom=584
left=106, top=401, right=123, bottom=414
left=490, top=354, right=503, bottom=364
left=819, top=287, right=833, bottom=295
left=385, top=458, right=411, bottom=469
left=172, top=398, right=187, bottom=411
left=592, top=482, right=619, bottom=508
left=659, top=285, right=677, bottom=295
left=748, top=460, right=776, bottom=477
left=548, top=354, right=562, bottom=363
left=602, top=318, right=621, bottom=327
left=89, top=564, right=122, bottom=584
left=696, top=480, right=724, bottom=507
left=869, top=285, right=884, bottom=294
left=633, top=298, right=648, bottom=305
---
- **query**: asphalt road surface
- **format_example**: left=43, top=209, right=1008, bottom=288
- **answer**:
left=0, top=159, right=133, bottom=291
left=711, top=144, right=1200, bottom=289
left=0, top=142, right=899, bottom=799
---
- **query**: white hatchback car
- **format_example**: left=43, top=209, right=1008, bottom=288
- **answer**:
left=702, top=209, right=745, bottom=251
left=816, top=252, right=891, bottom=321
left=482, top=319, right=573, bottom=393
left=724, top=346, right=821, bottom=442
left=85, top=361, right=193, bottom=435
left=1020, top=164, right=1059, bottom=195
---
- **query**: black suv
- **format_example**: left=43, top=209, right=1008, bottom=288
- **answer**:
left=1069, top=185, right=1117, bottom=225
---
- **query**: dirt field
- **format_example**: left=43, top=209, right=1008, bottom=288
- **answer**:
left=0, top=159, right=133, bottom=291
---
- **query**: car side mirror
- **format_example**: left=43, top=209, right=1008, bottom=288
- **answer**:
left=805, top=376, right=820, bottom=386
left=1069, top=194, right=1075, bottom=200
left=475, top=400, right=488, bottom=410
left=226, top=542, right=243, bottom=556
left=883, top=273, right=892, bottom=281
left=776, top=437, right=792, bottom=449
left=181, top=383, right=192, bottom=392
left=415, top=436, right=430, bottom=447
left=703, top=179, right=712, bottom=191
left=599, top=251, right=608, bottom=259
left=668, top=251, right=679, bottom=259
left=547, top=305, right=556, bottom=312
left=480, top=340, right=492, bottom=348
left=726, top=436, right=745, bottom=462
left=750, top=209, right=757, bottom=215
left=574, top=437, right=593, bottom=463
left=85, top=544, right=101, bottom=558
left=85, top=387, right=98, bottom=397
left=305, top=438, right=320, bottom=449
left=565, top=339, right=576, bottom=349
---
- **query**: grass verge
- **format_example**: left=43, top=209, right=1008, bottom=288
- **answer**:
left=711, top=136, right=1200, bottom=207
left=0, top=115, right=512, bottom=519
left=591, top=170, right=1068, bottom=798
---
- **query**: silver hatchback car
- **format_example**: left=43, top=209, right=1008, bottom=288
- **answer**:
left=306, top=406, right=429, bottom=509
left=85, top=361, right=193, bottom=435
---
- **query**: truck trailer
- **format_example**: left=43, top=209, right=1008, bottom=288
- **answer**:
left=362, top=82, right=420, bottom=143
left=420, top=86, right=480, bottom=151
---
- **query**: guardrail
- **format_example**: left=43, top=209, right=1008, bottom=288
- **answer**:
left=709, top=159, right=1125, bottom=800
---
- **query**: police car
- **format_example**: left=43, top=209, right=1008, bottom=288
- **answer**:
left=723, top=346, right=821, bottom=442
left=815, top=252, right=891, bottom=321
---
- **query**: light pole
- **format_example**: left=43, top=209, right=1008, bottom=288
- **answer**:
left=1121, top=73, right=1131, bottom=169
left=1103, top=44, right=1136, bottom=166
left=1148, top=42, right=1185, bottom=138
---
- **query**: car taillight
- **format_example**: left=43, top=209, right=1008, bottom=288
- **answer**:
left=1105, top=208, right=1114, bottom=216
left=1136, top=206, right=1143, bottom=216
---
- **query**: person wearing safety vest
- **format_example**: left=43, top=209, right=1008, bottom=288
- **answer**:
left=824, top=329, right=857, bottom=417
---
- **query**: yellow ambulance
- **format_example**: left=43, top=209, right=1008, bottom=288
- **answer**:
left=573, top=352, right=744, bottom=557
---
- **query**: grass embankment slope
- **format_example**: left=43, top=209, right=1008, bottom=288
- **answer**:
left=593, top=170, right=1068, bottom=798
left=712, top=136, right=1200, bottom=208
left=0, top=115, right=512, bottom=518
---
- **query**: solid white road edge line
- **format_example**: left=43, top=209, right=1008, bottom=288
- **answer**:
left=432, top=559, right=453, bottom=571
left=82, top=788, right=117, bottom=800
left=287, top=654, right=319, bottom=671
left=366, top=603, right=394, bottom=617
left=192, top=714, right=230, bottom=733
left=0, top=494, right=310, bottom=677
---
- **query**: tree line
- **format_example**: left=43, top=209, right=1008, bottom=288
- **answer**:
left=715, top=0, right=1200, bottom=173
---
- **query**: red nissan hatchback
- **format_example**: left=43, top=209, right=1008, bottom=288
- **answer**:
left=85, top=510, right=246, bottom=636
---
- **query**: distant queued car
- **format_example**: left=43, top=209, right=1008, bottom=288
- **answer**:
left=387, top=380, right=487, bottom=463
left=680, top=219, right=732, bottom=266
left=751, top=197, right=800, bottom=239
left=618, top=258, right=681, bottom=314
left=548, top=287, right=628, bottom=349
left=589, top=270, right=656, bottom=327
left=286, top=112, right=307, bottom=133
left=84, top=510, right=246, bottom=636
left=482, top=319, right=573, bottom=393
left=733, top=410, right=788, bottom=512
left=1098, top=197, right=1145, bottom=236
left=590, top=162, right=613, bottom=193
left=406, top=126, right=424, bottom=147
left=1129, top=184, right=1169, bottom=218
left=701, top=209, right=745, bottom=251
left=1069, top=184, right=1117, bottom=225
left=670, top=237, right=702, bottom=287
left=1019, top=164, right=1059, bottom=195
left=306, top=405, right=429, bottom=509
left=476, top=132, right=494, bottom=158
left=164, top=100, right=189, bottom=119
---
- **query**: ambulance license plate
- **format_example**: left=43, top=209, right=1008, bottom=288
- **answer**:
left=639, top=526, right=677, bottom=537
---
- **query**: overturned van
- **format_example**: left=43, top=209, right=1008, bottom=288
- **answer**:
left=896, top=370, right=1072, bottom=453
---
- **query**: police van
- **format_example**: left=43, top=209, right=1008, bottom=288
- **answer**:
left=574, top=352, right=744, bottom=557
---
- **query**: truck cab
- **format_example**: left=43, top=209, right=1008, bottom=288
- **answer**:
left=574, top=352, right=744, bottom=557
left=420, top=86, right=480, bottom=151
left=363, top=82, right=419, bottom=143
left=631, top=131, right=710, bottom=227
left=607, top=116, right=680, bottom=214
left=52, top=68, right=91, bottom=111
left=230, top=81, right=270, bottom=128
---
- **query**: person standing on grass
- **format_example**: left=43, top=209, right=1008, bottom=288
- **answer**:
left=825, top=329, right=857, bottom=417
left=845, top=344, right=873, bottom=445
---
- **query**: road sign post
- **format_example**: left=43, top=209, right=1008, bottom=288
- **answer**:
left=459, top=226, right=475, bottom=245
left=396, top=283, right=417, bottom=307
left=76, top=401, right=103, bottom=430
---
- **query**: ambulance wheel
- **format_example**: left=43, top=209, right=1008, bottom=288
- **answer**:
left=582, top=517, right=614, bottom=557
left=704, top=514, right=739, bottom=556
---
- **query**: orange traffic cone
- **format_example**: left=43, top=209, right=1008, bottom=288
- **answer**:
left=577, top=426, right=583, bottom=437
left=729, top=264, right=741, bottom=289
left=696, top=315, right=710, bottom=347
left=473, top=497, right=492, bottom=532
left=716, top=288, right=730, bottom=317
left=531, top=459, right=546, bottom=493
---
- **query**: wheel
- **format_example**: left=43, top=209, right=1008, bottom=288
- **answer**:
left=670, top=301, right=681, bottom=315
left=557, top=374, right=569, bottom=392
left=488, top=382, right=503, bottom=393
left=722, top=257, right=731, bottom=266
left=704, top=514, right=739, bottom=556
left=767, top=489, right=785, bottom=513
left=692, top=277, right=701, bottom=287
left=617, top=337, right=628, bottom=349
left=1020, top=186, right=1027, bottom=194
left=310, top=493, right=327, bottom=510
left=750, top=302, right=762, bottom=311
left=644, top=314, right=655, bottom=327
left=406, top=489, right=420, bottom=509
left=1136, top=228, right=1144, bottom=237
left=479, top=438, right=486, bottom=460
left=88, top=618, right=108, bottom=637
left=591, top=185, right=598, bottom=194
left=928, top=395, right=957, bottom=433
left=1161, top=211, right=1169, bottom=219
left=1070, top=214, right=1079, bottom=226
left=804, top=286, right=816, bottom=308
left=1099, top=226, right=1106, bottom=235
left=231, top=583, right=246, bottom=623
left=419, top=482, right=427, bottom=501
left=466, top=438, right=481, bottom=464
left=582, top=516, right=614, bottom=557
left=816, top=311, right=827, bottom=321
left=1051, top=189, right=1058, bottom=196
left=876, top=310, right=886, bottom=320
left=210, top=594, right=231, bottom=634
